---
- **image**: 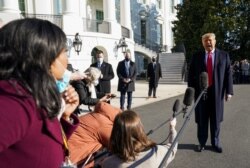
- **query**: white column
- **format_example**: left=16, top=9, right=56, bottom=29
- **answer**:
left=79, top=0, right=87, bottom=18
left=103, top=0, right=116, bottom=22
left=162, top=0, right=172, bottom=53
left=120, top=0, right=131, bottom=29
left=62, top=0, right=78, bottom=16
left=0, top=0, right=20, bottom=13
left=0, top=0, right=20, bottom=24
left=101, top=0, right=121, bottom=37
left=61, top=0, right=82, bottom=36
left=34, top=0, right=51, bottom=14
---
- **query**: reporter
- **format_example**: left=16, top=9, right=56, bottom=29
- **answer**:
left=68, top=102, right=121, bottom=167
left=0, top=18, right=79, bottom=168
left=101, top=110, right=177, bottom=168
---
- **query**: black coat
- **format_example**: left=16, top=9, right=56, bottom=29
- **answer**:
left=70, top=80, right=105, bottom=106
left=188, top=48, right=234, bottom=124
left=147, top=62, right=162, bottom=87
left=90, top=61, right=114, bottom=93
left=116, top=60, right=137, bottom=92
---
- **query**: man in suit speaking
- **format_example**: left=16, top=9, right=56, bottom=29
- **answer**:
left=188, top=33, right=233, bottom=153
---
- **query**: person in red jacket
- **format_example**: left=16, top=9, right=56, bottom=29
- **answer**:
left=68, top=102, right=121, bottom=167
left=0, top=18, right=79, bottom=168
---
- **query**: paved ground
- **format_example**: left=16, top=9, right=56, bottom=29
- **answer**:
left=110, top=81, right=187, bottom=109
left=133, top=84, right=250, bottom=168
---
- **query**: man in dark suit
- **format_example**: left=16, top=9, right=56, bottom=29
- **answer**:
left=90, top=50, right=114, bottom=94
left=147, top=56, right=162, bottom=98
left=188, top=33, right=233, bottom=153
left=116, top=49, right=137, bottom=110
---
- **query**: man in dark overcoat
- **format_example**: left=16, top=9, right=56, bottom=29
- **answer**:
left=147, top=56, right=162, bottom=98
left=188, top=33, right=233, bottom=153
left=90, top=50, right=114, bottom=94
left=116, top=49, right=137, bottom=110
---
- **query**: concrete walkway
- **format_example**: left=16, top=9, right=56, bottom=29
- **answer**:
left=110, top=82, right=187, bottom=109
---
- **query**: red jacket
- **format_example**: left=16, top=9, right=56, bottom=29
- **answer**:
left=0, top=80, right=79, bottom=168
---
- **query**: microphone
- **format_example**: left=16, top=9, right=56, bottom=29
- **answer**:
left=182, top=87, right=195, bottom=117
left=200, top=72, right=208, bottom=100
left=183, top=87, right=195, bottom=106
left=172, top=99, right=180, bottom=118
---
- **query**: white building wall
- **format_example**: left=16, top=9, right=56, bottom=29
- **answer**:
left=0, top=0, right=180, bottom=85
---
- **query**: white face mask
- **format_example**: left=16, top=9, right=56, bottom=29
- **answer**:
left=97, top=58, right=104, bottom=63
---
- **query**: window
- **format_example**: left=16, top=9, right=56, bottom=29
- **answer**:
left=55, top=0, right=62, bottom=14
left=96, top=10, right=104, bottom=20
left=141, top=20, right=146, bottom=45
left=18, top=0, right=25, bottom=13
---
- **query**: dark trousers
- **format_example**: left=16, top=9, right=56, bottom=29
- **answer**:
left=148, top=86, right=157, bottom=97
left=120, top=91, right=132, bottom=110
left=197, top=87, right=221, bottom=147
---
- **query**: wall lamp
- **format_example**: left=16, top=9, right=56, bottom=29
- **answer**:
left=73, top=33, right=82, bottom=55
left=116, top=37, right=128, bottom=53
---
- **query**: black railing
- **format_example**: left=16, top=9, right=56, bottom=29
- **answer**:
left=21, top=13, right=63, bottom=28
left=83, top=18, right=110, bottom=34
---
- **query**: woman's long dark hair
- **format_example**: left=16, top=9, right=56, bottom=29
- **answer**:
left=0, top=18, right=67, bottom=119
left=110, top=110, right=156, bottom=162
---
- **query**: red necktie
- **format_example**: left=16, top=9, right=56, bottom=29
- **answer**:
left=207, top=52, right=213, bottom=86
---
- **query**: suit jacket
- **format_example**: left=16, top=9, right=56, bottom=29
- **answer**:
left=147, top=62, right=162, bottom=87
left=90, top=61, right=114, bottom=93
left=116, top=60, right=137, bottom=92
left=188, top=48, right=233, bottom=124
left=0, top=80, right=79, bottom=168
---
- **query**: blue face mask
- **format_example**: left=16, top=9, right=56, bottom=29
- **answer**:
left=56, top=69, right=71, bottom=93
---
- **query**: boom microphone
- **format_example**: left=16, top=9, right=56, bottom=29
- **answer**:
left=183, top=87, right=195, bottom=106
left=172, top=99, right=180, bottom=117
left=182, top=87, right=195, bottom=117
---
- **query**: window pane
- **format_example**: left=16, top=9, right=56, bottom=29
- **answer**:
left=19, top=0, right=25, bottom=12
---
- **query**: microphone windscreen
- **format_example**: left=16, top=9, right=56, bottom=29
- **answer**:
left=183, top=87, right=195, bottom=106
left=200, top=72, right=208, bottom=90
left=172, top=99, right=180, bottom=112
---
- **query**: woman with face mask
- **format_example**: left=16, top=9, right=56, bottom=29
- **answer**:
left=0, top=18, right=80, bottom=168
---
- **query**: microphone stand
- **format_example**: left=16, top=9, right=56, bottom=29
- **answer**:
left=158, top=88, right=207, bottom=168
left=146, top=108, right=185, bottom=136
left=147, top=118, right=171, bottom=136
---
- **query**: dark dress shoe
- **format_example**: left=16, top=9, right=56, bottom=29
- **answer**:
left=197, top=145, right=205, bottom=152
left=213, top=146, right=223, bottom=153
